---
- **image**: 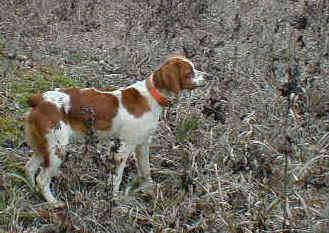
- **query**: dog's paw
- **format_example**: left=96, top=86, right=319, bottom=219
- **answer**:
left=27, top=177, right=36, bottom=189
left=50, top=200, right=66, bottom=208
left=136, top=180, right=155, bottom=198
left=24, top=172, right=36, bottom=189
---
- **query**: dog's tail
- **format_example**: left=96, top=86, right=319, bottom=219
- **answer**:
left=25, top=112, right=50, bottom=167
left=27, top=94, right=43, bottom=108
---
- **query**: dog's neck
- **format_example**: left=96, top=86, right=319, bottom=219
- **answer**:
left=145, top=75, right=171, bottom=107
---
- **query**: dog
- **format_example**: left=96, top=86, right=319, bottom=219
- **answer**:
left=24, top=55, right=206, bottom=206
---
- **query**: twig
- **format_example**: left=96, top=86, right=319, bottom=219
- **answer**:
left=80, top=106, right=120, bottom=218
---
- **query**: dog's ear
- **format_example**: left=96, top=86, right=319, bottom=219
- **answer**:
left=167, top=51, right=186, bottom=60
left=153, top=60, right=182, bottom=96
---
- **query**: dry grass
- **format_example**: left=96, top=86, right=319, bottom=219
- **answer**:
left=1, top=0, right=329, bottom=232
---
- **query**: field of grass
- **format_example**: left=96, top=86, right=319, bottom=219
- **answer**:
left=0, top=0, right=329, bottom=232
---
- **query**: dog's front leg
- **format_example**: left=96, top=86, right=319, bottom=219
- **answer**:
left=112, top=143, right=134, bottom=194
left=135, top=143, right=152, bottom=183
left=135, top=142, right=154, bottom=194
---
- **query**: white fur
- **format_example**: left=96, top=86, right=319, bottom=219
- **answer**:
left=33, top=122, right=69, bottom=205
left=194, top=69, right=206, bottom=86
left=106, top=81, right=162, bottom=192
left=33, top=150, right=63, bottom=206
left=111, top=80, right=161, bottom=145
left=46, top=121, right=72, bottom=147
left=43, top=90, right=71, bottom=114
left=25, top=155, right=42, bottom=186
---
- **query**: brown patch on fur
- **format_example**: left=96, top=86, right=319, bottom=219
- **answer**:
left=122, top=88, right=151, bottom=117
left=63, top=88, right=119, bottom=132
left=153, top=57, right=195, bottom=96
left=95, top=87, right=117, bottom=92
left=27, top=94, right=43, bottom=107
left=25, top=88, right=119, bottom=167
left=25, top=101, right=64, bottom=167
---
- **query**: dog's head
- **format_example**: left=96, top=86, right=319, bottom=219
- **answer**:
left=153, top=55, right=207, bottom=96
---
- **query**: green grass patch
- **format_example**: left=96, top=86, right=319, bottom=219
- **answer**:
left=0, top=63, right=81, bottom=146
left=175, top=116, right=200, bottom=142
left=0, top=117, right=20, bottom=147
left=11, top=65, right=80, bottom=108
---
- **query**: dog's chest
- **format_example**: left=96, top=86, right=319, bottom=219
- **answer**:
left=111, top=104, right=161, bottom=144
left=108, top=81, right=162, bottom=144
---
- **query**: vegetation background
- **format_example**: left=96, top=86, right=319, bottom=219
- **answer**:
left=0, top=0, right=328, bottom=232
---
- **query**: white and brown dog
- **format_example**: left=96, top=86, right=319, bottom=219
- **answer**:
left=24, top=55, right=206, bottom=206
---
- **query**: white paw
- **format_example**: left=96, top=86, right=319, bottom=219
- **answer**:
left=49, top=200, right=66, bottom=208
left=136, top=179, right=155, bottom=197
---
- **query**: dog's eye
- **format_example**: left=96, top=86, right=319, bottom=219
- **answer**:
left=187, top=71, right=194, bottom=79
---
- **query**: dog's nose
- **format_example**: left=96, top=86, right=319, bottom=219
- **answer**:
left=196, top=70, right=215, bottom=81
left=195, top=70, right=207, bottom=77
left=194, top=70, right=207, bottom=86
left=195, top=70, right=208, bottom=79
left=200, top=71, right=216, bottom=81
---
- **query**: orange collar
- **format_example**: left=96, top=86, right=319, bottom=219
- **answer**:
left=146, top=77, right=170, bottom=107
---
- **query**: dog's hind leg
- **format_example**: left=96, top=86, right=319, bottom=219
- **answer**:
left=25, top=155, right=43, bottom=187
left=25, top=115, right=43, bottom=187
left=35, top=120, right=71, bottom=206
left=25, top=98, right=69, bottom=206
left=36, top=151, right=63, bottom=206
